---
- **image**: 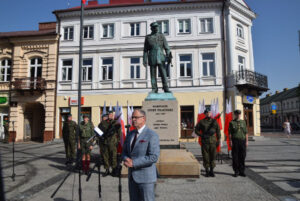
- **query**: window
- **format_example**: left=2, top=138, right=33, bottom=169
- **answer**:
left=30, top=58, right=42, bottom=78
left=238, top=56, right=245, bottom=72
left=157, top=20, right=169, bottom=35
left=101, top=58, right=113, bottom=80
left=200, top=18, right=213, bottom=33
left=102, top=24, right=114, bottom=38
left=61, top=60, right=73, bottom=81
left=64, top=27, right=74, bottom=41
left=237, top=24, right=244, bottom=38
left=83, top=25, right=94, bottom=39
left=178, top=19, right=191, bottom=34
left=158, top=64, right=170, bottom=78
left=202, top=53, right=215, bottom=77
left=0, top=59, right=11, bottom=82
left=130, top=23, right=140, bottom=36
left=179, top=55, right=192, bottom=77
left=82, top=59, right=92, bottom=82
left=130, top=58, right=140, bottom=79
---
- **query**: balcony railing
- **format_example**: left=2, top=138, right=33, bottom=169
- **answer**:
left=235, top=70, right=268, bottom=91
left=12, top=77, right=46, bottom=91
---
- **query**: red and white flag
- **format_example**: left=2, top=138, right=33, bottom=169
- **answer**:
left=117, top=104, right=126, bottom=153
left=127, top=104, right=135, bottom=131
left=224, top=97, right=233, bottom=151
left=213, top=98, right=223, bottom=153
left=82, top=0, right=87, bottom=4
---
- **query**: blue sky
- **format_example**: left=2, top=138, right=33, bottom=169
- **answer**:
left=0, top=0, right=299, bottom=97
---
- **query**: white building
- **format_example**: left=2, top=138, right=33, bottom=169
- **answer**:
left=53, top=0, right=268, bottom=139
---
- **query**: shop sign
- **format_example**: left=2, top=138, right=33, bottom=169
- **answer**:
left=0, top=97, right=7, bottom=104
left=243, top=95, right=255, bottom=104
left=69, top=97, right=84, bottom=106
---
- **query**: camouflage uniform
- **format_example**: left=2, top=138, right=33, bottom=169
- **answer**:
left=229, top=119, right=248, bottom=175
left=79, top=121, right=94, bottom=155
left=98, top=119, right=120, bottom=170
left=62, top=120, right=77, bottom=161
left=195, top=117, right=221, bottom=171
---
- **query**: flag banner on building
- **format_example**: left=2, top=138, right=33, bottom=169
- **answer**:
left=224, top=97, right=233, bottom=151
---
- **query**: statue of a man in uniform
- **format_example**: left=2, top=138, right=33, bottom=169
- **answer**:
left=143, top=22, right=172, bottom=93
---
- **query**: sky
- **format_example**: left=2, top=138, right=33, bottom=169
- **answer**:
left=0, top=0, right=299, bottom=97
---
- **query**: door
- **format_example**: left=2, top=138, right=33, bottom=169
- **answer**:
left=180, top=106, right=194, bottom=138
left=0, top=113, right=8, bottom=139
left=244, top=104, right=254, bottom=135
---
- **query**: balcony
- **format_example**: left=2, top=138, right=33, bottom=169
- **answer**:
left=12, top=77, right=46, bottom=92
left=235, top=70, right=268, bottom=93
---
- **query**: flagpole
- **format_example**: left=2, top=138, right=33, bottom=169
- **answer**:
left=76, top=1, right=84, bottom=201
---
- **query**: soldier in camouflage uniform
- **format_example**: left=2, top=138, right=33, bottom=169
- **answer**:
left=143, top=22, right=172, bottom=93
left=3, top=116, right=9, bottom=143
left=195, top=108, right=221, bottom=177
left=79, top=115, right=94, bottom=174
left=229, top=110, right=248, bottom=177
left=62, top=114, right=77, bottom=165
left=98, top=110, right=121, bottom=177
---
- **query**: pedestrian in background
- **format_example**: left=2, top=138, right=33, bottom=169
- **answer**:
left=283, top=118, right=292, bottom=138
left=229, top=110, right=248, bottom=177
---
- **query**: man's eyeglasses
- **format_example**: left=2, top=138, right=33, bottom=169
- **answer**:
left=132, top=116, right=144, bottom=119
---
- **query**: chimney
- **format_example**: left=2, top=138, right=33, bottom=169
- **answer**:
left=275, top=90, right=279, bottom=94
left=88, top=0, right=98, bottom=6
left=39, top=22, right=56, bottom=31
left=110, top=0, right=144, bottom=5
left=283, top=88, right=289, bottom=91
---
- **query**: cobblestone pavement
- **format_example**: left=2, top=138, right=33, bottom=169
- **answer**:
left=0, top=135, right=297, bottom=201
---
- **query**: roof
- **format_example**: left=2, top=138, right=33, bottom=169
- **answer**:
left=260, top=86, right=300, bottom=105
left=53, top=0, right=224, bottom=14
left=0, top=30, right=57, bottom=39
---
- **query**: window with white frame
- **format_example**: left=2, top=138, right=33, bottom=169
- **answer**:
left=64, top=27, right=74, bottom=41
left=157, top=64, right=170, bottom=78
left=238, top=56, right=245, bottom=71
left=130, top=23, right=140, bottom=36
left=102, top=24, right=114, bottom=38
left=0, top=59, right=11, bottom=82
left=202, top=53, right=215, bottom=77
left=179, top=55, right=192, bottom=77
left=101, top=58, right=113, bottom=81
left=237, top=24, right=244, bottom=38
left=178, top=19, right=191, bottom=34
left=30, top=58, right=42, bottom=78
left=83, top=25, right=94, bottom=39
left=200, top=18, right=213, bottom=33
left=157, top=20, right=169, bottom=35
left=82, top=59, right=92, bottom=82
left=130, top=58, right=140, bottom=79
left=61, top=59, right=73, bottom=81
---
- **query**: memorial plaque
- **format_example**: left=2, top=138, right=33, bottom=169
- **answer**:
left=142, top=100, right=179, bottom=145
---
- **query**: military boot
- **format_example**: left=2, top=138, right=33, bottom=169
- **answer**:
left=205, top=168, right=210, bottom=177
left=103, top=169, right=110, bottom=177
left=209, top=168, right=215, bottom=177
left=233, top=171, right=239, bottom=177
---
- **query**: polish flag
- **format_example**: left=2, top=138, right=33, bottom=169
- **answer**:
left=82, top=0, right=87, bottom=4
left=224, top=97, right=233, bottom=151
left=127, top=104, right=135, bottom=131
left=194, top=100, right=206, bottom=146
left=117, top=104, right=126, bottom=153
left=213, top=98, right=223, bottom=153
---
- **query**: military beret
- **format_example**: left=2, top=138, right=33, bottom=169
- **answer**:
left=234, top=110, right=241, bottom=115
left=108, top=110, right=113, bottom=114
left=204, top=108, right=211, bottom=114
left=67, top=114, right=72, bottom=117
left=150, top=22, right=159, bottom=27
left=83, top=115, right=89, bottom=119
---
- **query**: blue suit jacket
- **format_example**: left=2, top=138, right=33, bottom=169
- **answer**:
left=122, top=126, right=160, bottom=184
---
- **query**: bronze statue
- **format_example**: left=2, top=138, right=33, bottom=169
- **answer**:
left=143, top=22, right=172, bottom=93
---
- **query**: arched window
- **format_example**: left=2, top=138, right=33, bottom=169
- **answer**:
left=237, top=24, right=244, bottom=39
left=0, top=59, right=11, bottom=82
left=30, top=58, right=42, bottom=78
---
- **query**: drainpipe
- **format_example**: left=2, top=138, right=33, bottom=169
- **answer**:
left=53, top=13, right=61, bottom=141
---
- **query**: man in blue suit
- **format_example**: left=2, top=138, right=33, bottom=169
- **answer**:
left=122, top=109, right=160, bottom=201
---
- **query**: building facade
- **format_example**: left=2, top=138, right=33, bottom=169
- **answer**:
left=260, top=86, right=300, bottom=130
left=53, top=0, right=268, bottom=140
left=0, top=22, right=59, bottom=142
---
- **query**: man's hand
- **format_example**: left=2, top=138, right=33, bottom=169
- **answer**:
left=246, top=141, right=248, bottom=147
left=124, top=158, right=133, bottom=168
left=78, top=144, right=81, bottom=149
left=89, top=145, right=93, bottom=150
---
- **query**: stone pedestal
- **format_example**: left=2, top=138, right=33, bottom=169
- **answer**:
left=142, top=99, right=179, bottom=146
